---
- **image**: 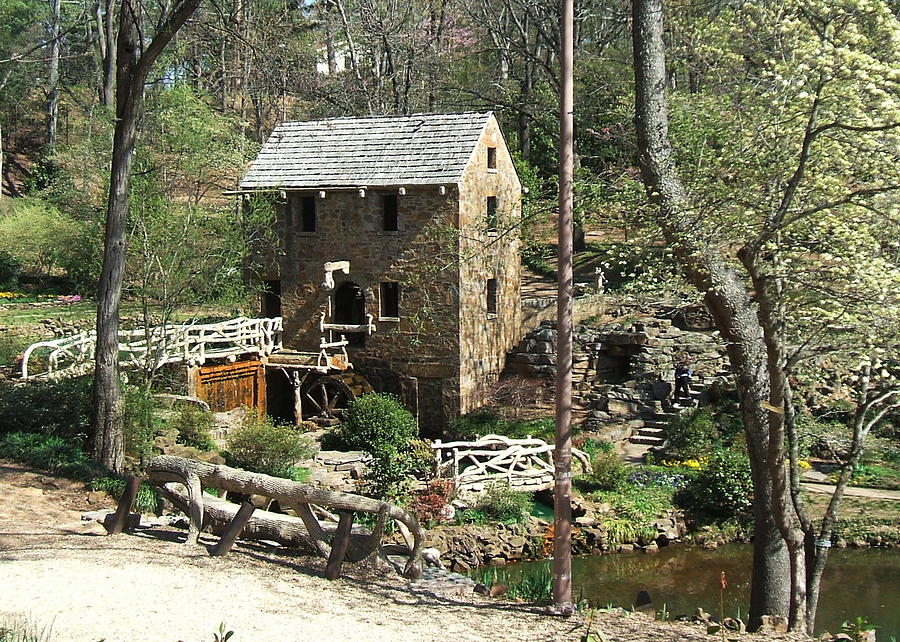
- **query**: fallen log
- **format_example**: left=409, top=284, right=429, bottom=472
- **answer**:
left=147, top=455, right=423, bottom=578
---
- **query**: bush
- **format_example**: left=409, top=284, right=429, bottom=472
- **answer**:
left=0, top=250, right=21, bottom=289
left=407, top=478, right=455, bottom=526
left=664, top=407, right=719, bottom=459
left=123, top=387, right=166, bottom=463
left=587, top=450, right=630, bottom=491
left=675, top=448, right=753, bottom=519
left=448, top=410, right=555, bottom=442
left=474, top=481, right=533, bottom=524
left=337, top=393, right=417, bottom=453
left=0, top=378, right=92, bottom=446
left=337, top=393, right=418, bottom=501
left=90, top=476, right=161, bottom=514
left=226, top=414, right=314, bottom=478
left=170, top=405, right=217, bottom=451
left=0, top=431, right=98, bottom=480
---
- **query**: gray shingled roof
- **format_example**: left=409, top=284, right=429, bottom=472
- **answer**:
left=239, top=112, right=493, bottom=190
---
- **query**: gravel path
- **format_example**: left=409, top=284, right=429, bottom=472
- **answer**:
left=0, top=461, right=810, bottom=642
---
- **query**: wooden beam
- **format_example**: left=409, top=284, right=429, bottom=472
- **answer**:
left=325, top=512, right=355, bottom=580
left=104, top=475, right=141, bottom=535
left=211, top=501, right=255, bottom=556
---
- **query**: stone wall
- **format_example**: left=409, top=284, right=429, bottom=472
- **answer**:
left=258, top=116, right=522, bottom=433
left=457, top=117, right=522, bottom=415
left=506, top=316, right=731, bottom=426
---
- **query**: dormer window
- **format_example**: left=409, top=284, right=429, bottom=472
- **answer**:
left=487, top=146, right=497, bottom=170
left=382, top=194, right=399, bottom=231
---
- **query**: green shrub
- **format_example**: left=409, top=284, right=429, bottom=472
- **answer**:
left=0, top=250, right=21, bottom=289
left=448, top=410, right=555, bottom=442
left=170, top=405, right=217, bottom=451
left=337, top=393, right=418, bottom=501
left=0, top=431, right=98, bottom=480
left=407, top=437, right=436, bottom=479
left=123, top=387, right=166, bottom=463
left=675, top=448, right=753, bottom=519
left=664, top=407, right=719, bottom=459
left=0, top=378, right=92, bottom=445
left=0, top=334, right=32, bottom=368
left=337, top=393, right=417, bottom=453
left=226, top=414, right=314, bottom=478
left=587, top=450, right=630, bottom=491
left=475, top=481, right=533, bottom=524
left=90, top=475, right=161, bottom=514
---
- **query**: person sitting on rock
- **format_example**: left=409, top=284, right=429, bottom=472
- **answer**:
left=673, top=355, right=693, bottom=404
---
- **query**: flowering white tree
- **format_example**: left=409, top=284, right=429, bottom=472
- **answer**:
left=632, top=0, right=899, bottom=632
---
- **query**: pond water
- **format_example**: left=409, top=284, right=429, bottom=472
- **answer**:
left=503, top=545, right=900, bottom=637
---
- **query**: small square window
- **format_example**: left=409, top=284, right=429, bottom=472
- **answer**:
left=486, top=196, right=498, bottom=232
left=382, top=195, right=398, bottom=231
left=486, top=278, right=498, bottom=315
left=487, top=146, right=497, bottom=169
left=380, top=282, right=399, bottom=318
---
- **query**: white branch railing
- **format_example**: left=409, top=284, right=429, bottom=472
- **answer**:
left=431, top=434, right=592, bottom=493
left=21, top=317, right=283, bottom=380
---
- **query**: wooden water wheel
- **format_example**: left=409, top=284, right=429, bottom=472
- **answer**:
left=299, top=372, right=373, bottom=420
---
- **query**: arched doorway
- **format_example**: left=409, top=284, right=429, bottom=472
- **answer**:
left=333, top=281, right=366, bottom=347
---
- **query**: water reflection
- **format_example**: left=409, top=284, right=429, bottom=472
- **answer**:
left=505, top=545, right=900, bottom=636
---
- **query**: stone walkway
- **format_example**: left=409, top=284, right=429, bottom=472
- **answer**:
left=800, top=481, right=900, bottom=501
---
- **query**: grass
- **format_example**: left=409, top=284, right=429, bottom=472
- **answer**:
left=473, top=561, right=553, bottom=603
left=0, top=616, right=53, bottom=642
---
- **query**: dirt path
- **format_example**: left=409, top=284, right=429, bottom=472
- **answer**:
left=0, top=461, right=811, bottom=642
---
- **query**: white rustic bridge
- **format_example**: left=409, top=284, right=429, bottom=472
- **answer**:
left=432, top=434, right=592, bottom=493
left=20, top=316, right=283, bottom=380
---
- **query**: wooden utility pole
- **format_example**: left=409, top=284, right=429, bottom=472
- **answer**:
left=552, top=0, right=575, bottom=615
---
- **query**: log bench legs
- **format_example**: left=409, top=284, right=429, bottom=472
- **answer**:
left=104, top=476, right=141, bottom=535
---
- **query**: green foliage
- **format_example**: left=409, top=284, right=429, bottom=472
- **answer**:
left=89, top=476, right=161, bottom=515
left=0, top=197, right=81, bottom=277
left=664, top=407, right=720, bottom=460
left=337, top=393, right=418, bottom=501
left=0, top=250, right=21, bottom=289
left=472, top=481, right=533, bottom=524
left=0, top=334, right=31, bottom=368
left=226, top=414, right=314, bottom=479
left=170, top=405, right=217, bottom=452
left=123, top=387, right=165, bottom=463
left=0, top=431, right=98, bottom=480
left=407, top=437, right=436, bottom=479
left=474, top=562, right=554, bottom=603
left=213, top=622, right=235, bottom=642
left=0, top=378, right=92, bottom=446
left=586, top=450, right=630, bottom=491
left=676, top=449, right=753, bottom=519
left=337, top=393, right=417, bottom=452
left=448, top=410, right=555, bottom=442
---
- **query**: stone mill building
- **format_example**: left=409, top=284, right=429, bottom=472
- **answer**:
left=238, top=112, right=523, bottom=434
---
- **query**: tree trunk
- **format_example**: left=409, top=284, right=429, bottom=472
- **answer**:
left=92, top=0, right=201, bottom=472
left=47, top=0, right=62, bottom=152
left=631, top=0, right=790, bottom=627
left=99, top=0, right=116, bottom=106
